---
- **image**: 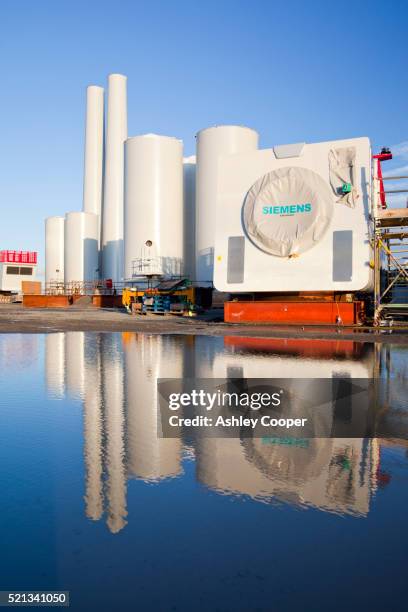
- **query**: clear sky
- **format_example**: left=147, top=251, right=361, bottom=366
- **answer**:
left=0, top=0, right=407, bottom=276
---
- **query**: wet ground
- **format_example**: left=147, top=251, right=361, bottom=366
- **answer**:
left=1, top=304, right=408, bottom=343
left=0, top=332, right=407, bottom=611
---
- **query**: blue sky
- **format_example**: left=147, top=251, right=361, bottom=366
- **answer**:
left=0, top=0, right=407, bottom=275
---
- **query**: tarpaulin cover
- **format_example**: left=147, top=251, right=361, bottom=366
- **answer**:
left=328, top=147, right=358, bottom=208
left=243, top=167, right=333, bottom=257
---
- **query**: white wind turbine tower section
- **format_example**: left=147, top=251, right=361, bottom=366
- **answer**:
left=45, top=216, right=65, bottom=285
left=82, top=85, right=104, bottom=246
left=195, top=125, right=259, bottom=283
left=64, top=212, right=99, bottom=283
left=124, top=134, right=183, bottom=279
left=183, top=155, right=196, bottom=281
left=102, top=74, right=127, bottom=282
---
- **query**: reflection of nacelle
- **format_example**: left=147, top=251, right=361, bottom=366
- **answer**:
left=212, top=338, right=375, bottom=439
left=214, top=337, right=374, bottom=379
left=195, top=436, right=378, bottom=517
left=194, top=336, right=378, bottom=516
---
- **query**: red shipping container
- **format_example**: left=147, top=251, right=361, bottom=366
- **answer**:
left=0, top=250, right=37, bottom=264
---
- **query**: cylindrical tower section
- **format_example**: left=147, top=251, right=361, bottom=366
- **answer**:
left=195, top=125, right=259, bottom=283
left=83, top=85, right=104, bottom=246
left=45, top=216, right=65, bottom=286
left=183, top=155, right=196, bottom=281
left=64, top=212, right=99, bottom=284
left=124, top=134, right=183, bottom=279
left=102, top=74, right=127, bottom=282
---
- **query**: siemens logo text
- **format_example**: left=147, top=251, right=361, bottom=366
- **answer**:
left=262, top=204, right=312, bottom=215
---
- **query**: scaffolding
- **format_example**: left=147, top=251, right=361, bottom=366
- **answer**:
left=44, top=279, right=133, bottom=296
left=372, top=149, right=408, bottom=325
left=131, top=255, right=183, bottom=278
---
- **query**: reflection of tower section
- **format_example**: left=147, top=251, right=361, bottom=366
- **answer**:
left=124, top=334, right=183, bottom=482
left=194, top=335, right=225, bottom=377
left=45, top=333, right=65, bottom=398
left=83, top=333, right=104, bottom=521
left=101, top=334, right=127, bottom=534
left=65, top=332, right=85, bottom=398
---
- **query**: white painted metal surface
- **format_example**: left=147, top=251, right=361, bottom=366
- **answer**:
left=195, top=125, right=259, bottom=283
left=124, top=134, right=183, bottom=278
left=214, top=137, right=373, bottom=292
left=64, top=212, right=99, bottom=283
left=183, top=156, right=196, bottom=281
left=45, top=216, right=65, bottom=285
left=102, top=74, right=127, bottom=281
left=83, top=85, right=104, bottom=245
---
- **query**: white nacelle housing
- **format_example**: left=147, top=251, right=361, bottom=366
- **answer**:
left=214, top=137, right=373, bottom=293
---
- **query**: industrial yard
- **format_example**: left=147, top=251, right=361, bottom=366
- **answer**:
left=1, top=2, right=408, bottom=612
left=30, top=72, right=406, bottom=328
left=0, top=74, right=405, bottom=327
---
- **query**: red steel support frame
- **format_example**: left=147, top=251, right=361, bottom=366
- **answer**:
left=224, top=300, right=365, bottom=325
left=373, top=150, right=392, bottom=210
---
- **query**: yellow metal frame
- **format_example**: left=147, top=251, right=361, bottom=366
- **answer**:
left=373, top=219, right=408, bottom=326
left=122, top=285, right=197, bottom=314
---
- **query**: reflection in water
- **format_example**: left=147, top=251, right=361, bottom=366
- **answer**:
left=65, top=331, right=85, bottom=399
left=45, top=333, right=65, bottom=398
left=102, top=334, right=127, bottom=534
left=124, top=334, right=183, bottom=482
left=194, top=337, right=379, bottom=516
left=0, top=334, right=40, bottom=372
left=196, top=437, right=378, bottom=516
left=83, top=334, right=103, bottom=522
left=43, top=332, right=407, bottom=532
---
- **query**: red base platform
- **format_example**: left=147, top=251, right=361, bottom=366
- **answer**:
left=224, top=300, right=365, bottom=325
